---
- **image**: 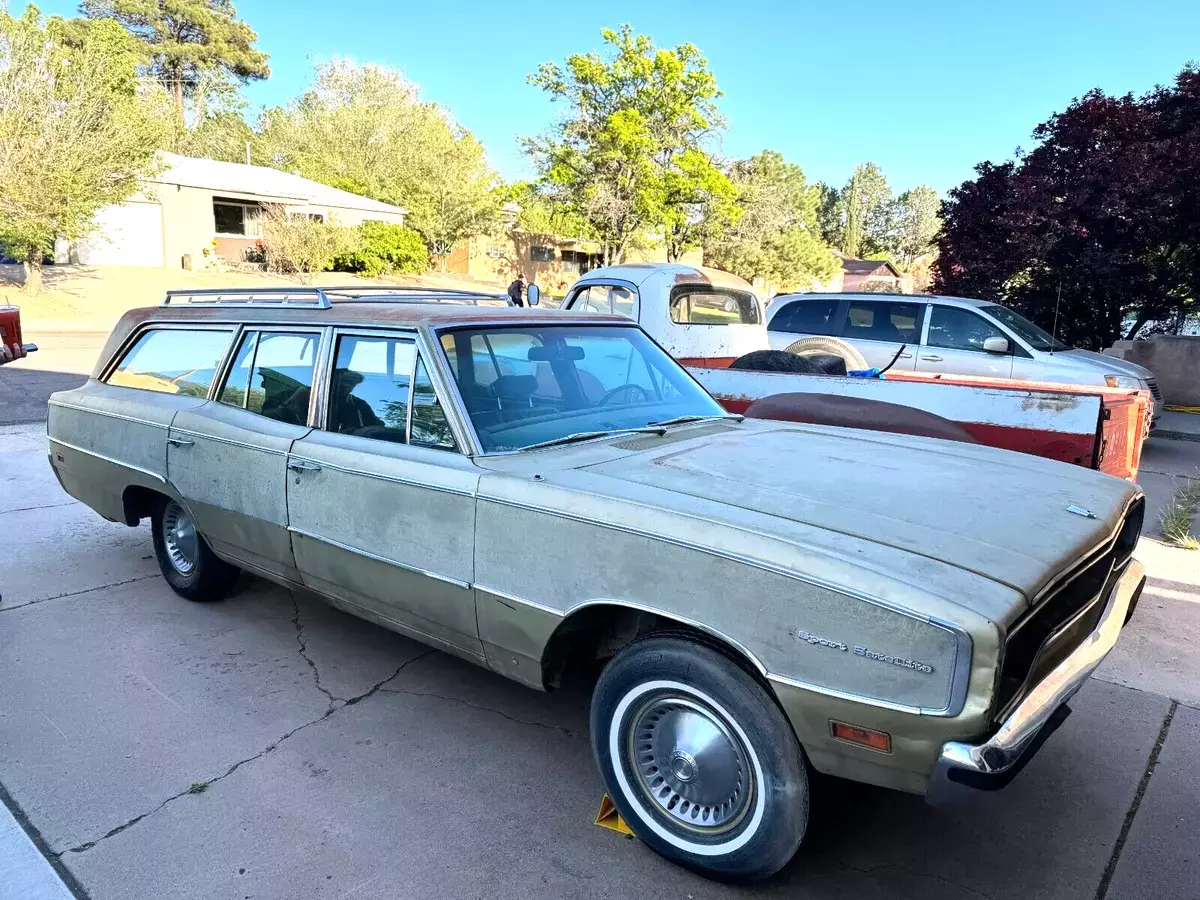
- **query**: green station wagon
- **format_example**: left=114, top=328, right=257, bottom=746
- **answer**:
left=47, top=286, right=1147, bottom=881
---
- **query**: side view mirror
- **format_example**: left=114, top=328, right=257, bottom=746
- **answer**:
left=983, top=336, right=1010, bottom=354
left=526, top=283, right=540, bottom=307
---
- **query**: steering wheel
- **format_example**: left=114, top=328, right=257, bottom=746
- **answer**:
left=598, top=384, right=651, bottom=406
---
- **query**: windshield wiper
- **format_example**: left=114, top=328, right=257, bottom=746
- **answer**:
left=522, top=426, right=668, bottom=452
left=647, top=414, right=745, bottom=427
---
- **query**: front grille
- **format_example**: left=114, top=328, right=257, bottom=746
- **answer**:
left=1147, top=379, right=1163, bottom=402
left=994, top=496, right=1144, bottom=721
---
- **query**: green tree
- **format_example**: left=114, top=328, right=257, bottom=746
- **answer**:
left=840, top=162, right=894, bottom=258
left=662, top=149, right=738, bottom=262
left=814, top=181, right=843, bottom=248
left=175, top=110, right=253, bottom=161
left=257, top=59, right=500, bottom=266
left=524, top=25, right=725, bottom=264
left=893, top=185, right=941, bottom=271
left=0, top=7, right=170, bottom=293
left=80, top=0, right=269, bottom=126
left=704, top=150, right=838, bottom=288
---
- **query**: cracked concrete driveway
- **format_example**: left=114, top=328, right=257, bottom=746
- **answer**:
left=3, top=406, right=1200, bottom=899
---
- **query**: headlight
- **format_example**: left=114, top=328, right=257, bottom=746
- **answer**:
left=1104, top=374, right=1142, bottom=390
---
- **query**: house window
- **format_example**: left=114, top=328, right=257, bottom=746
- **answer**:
left=213, top=198, right=261, bottom=236
left=530, top=246, right=555, bottom=262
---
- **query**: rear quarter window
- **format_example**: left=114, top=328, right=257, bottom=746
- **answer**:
left=669, top=286, right=760, bottom=325
left=106, top=328, right=233, bottom=397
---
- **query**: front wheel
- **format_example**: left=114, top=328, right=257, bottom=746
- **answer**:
left=590, top=635, right=808, bottom=881
left=151, top=499, right=239, bottom=601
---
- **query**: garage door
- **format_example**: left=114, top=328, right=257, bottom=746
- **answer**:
left=75, top=202, right=165, bottom=267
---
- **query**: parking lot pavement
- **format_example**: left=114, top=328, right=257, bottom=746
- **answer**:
left=2, top=419, right=1199, bottom=900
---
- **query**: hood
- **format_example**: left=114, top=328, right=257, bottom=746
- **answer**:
left=579, top=421, right=1137, bottom=603
left=1049, top=348, right=1154, bottom=380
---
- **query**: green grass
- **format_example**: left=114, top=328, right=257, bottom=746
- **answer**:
left=1160, top=475, right=1200, bottom=550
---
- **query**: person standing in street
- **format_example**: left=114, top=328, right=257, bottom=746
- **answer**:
left=507, top=273, right=526, bottom=307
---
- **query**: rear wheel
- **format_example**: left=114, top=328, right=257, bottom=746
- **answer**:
left=590, top=635, right=808, bottom=881
left=151, top=499, right=238, bottom=601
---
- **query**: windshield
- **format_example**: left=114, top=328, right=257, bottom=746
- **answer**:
left=980, top=304, right=1069, bottom=351
left=439, top=324, right=727, bottom=452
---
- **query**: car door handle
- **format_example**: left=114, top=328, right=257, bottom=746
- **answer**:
left=287, top=460, right=322, bottom=473
left=920, top=354, right=943, bottom=362
left=167, top=438, right=194, bottom=447
left=898, top=352, right=912, bottom=359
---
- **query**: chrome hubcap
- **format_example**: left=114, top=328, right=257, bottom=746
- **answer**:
left=162, top=501, right=198, bottom=576
left=626, top=694, right=754, bottom=835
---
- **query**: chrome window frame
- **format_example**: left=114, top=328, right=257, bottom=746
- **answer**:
left=98, top=322, right=238, bottom=389
left=208, top=324, right=329, bottom=426
left=315, top=325, right=472, bottom=454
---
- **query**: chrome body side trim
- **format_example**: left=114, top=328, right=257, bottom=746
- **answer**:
left=48, top=437, right=167, bottom=485
left=477, top=494, right=974, bottom=720
left=286, top=454, right=476, bottom=497
left=170, top=428, right=288, bottom=456
left=47, top=401, right=169, bottom=431
left=934, top=559, right=1146, bottom=786
left=286, top=526, right=471, bottom=590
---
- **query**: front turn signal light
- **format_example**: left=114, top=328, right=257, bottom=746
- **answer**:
left=831, top=721, right=892, bottom=753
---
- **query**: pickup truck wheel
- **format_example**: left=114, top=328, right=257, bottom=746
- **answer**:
left=151, top=500, right=238, bottom=601
left=590, top=636, right=807, bottom=881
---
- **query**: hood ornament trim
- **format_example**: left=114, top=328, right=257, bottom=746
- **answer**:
left=1066, top=504, right=1097, bottom=519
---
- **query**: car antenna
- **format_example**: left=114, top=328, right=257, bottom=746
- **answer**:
left=1049, top=281, right=1062, bottom=355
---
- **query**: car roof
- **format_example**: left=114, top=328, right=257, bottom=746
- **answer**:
left=775, top=291, right=995, bottom=309
left=93, top=300, right=622, bottom=378
left=576, top=263, right=755, bottom=292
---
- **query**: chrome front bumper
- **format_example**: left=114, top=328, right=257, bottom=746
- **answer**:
left=933, top=558, right=1146, bottom=792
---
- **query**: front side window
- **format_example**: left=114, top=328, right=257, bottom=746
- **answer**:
left=772, top=298, right=840, bottom=335
left=927, top=306, right=1007, bottom=353
left=669, top=286, right=760, bottom=325
left=410, top=356, right=455, bottom=449
left=572, top=284, right=637, bottom=319
left=843, top=300, right=924, bottom=344
left=327, top=335, right=416, bottom=443
left=218, top=330, right=318, bottom=425
left=439, top=324, right=725, bottom=452
left=107, top=328, right=232, bottom=397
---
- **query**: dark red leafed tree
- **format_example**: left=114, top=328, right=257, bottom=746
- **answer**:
left=934, top=67, right=1199, bottom=349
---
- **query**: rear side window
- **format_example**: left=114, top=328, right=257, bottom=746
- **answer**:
left=218, top=330, right=318, bottom=426
left=669, top=286, right=760, bottom=325
left=771, top=298, right=840, bottom=335
left=107, top=328, right=232, bottom=397
left=843, top=300, right=924, bottom=344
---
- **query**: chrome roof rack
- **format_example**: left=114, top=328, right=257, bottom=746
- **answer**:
left=320, top=286, right=514, bottom=306
left=162, top=288, right=332, bottom=309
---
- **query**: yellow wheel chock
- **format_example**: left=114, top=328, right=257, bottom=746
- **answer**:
left=594, top=794, right=635, bottom=838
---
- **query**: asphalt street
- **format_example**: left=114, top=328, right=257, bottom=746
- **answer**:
left=1, top=335, right=1199, bottom=900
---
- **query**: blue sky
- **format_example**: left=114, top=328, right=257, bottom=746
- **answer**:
left=37, top=0, right=1200, bottom=194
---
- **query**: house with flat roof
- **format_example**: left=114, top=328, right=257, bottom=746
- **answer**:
left=61, top=152, right=407, bottom=270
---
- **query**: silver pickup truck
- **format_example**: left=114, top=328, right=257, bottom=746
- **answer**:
left=47, top=286, right=1146, bottom=881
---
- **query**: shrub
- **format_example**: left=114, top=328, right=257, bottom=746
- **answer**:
left=334, top=222, right=429, bottom=276
left=260, top=208, right=359, bottom=281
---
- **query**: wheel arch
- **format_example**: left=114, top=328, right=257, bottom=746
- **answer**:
left=539, top=599, right=770, bottom=691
